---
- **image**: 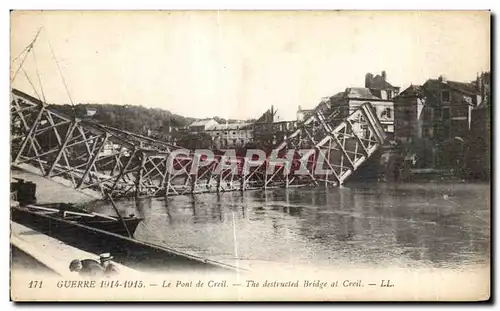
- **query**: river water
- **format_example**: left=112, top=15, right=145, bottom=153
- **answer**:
left=77, top=181, right=490, bottom=271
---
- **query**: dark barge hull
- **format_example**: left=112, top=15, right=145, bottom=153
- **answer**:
left=17, top=203, right=143, bottom=237
left=10, top=206, right=239, bottom=273
left=74, top=217, right=141, bottom=237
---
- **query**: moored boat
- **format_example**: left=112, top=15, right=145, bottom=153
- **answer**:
left=11, top=203, right=142, bottom=236
left=10, top=178, right=142, bottom=237
left=11, top=203, right=142, bottom=237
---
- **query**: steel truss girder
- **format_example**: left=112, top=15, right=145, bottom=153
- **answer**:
left=11, top=88, right=386, bottom=199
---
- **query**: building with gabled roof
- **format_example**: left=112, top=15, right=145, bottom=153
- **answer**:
left=188, top=118, right=219, bottom=133
left=328, top=86, right=396, bottom=137
left=365, top=71, right=401, bottom=100
left=393, top=75, right=486, bottom=169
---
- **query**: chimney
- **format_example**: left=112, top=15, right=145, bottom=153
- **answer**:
left=476, top=73, right=485, bottom=98
left=438, top=75, right=447, bottom=83
left=365, top=73, right=373, bottom=88
left=381, top=70, right=387, bottom=81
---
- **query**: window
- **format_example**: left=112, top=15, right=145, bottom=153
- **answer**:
left=424, top=127, right=433, bottom=138
left=224, top=131, right=228, bottom=135
left=441, top=91, right=451, bottom=102
left=232, top=132, right=236, bottom=135
left=443, top=123, right=450, bottom=139
left=453, top=106, right=468, bottom=117
left=339, top=106, right=345, bottom=116
left=387, top=91, right=392, bottom=100
left=442, top=107, right=450, bottom=120
left=404, top=109, right=411, bottom=120
left=381, top=108, right=392, bottom=119
left=434, top=108, right=442, bottom=120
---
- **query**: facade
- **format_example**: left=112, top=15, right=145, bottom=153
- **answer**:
left=393, top=85, right=429, bottom=144
left=188, top=119, right=219, bottom=133
left=251, top=105, right=298, bottom=148
left=293, top=72, right=399, bottom=140
left=318, top=72, right=401, bottom=138
left=465, top=100, right=490, bottom=179
left=147, top=127, right=183, bottom=145
left=393, top=75, right=486, bottom=168
left=329, top=87, right=396, bottom=138
left=395, top=76, right=482, bottom=144
left=424, top=77, right=479, bottom=141
left=86, top=108, right=97, bottom=117
left=252, top=120, right=298, bottom=147
left=206, top=123, right=254, bottom=149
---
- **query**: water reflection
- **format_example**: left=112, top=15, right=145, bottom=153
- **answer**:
left=90, top=182, right=490, bottom=270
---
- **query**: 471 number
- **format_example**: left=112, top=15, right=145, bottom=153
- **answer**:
left=28, top=280, right=43, bottom=288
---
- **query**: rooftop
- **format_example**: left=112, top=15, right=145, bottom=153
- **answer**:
left=370, top=75, right=399, bottom=90
left=425, top=79, right=479, bottom=96
left=396, top=85, right=425, bottom=98
left=189, top=119, right=218, bottom=127
left=345, top=87, right=384, bottom=100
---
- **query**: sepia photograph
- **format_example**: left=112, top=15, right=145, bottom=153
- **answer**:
left=9, top=10, right=491, bottom=301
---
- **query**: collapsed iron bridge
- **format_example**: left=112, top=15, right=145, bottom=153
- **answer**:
left=11, top=88, right=386, bottom=199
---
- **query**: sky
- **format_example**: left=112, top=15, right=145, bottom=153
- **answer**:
left=10, top=10, right=490, bottom=121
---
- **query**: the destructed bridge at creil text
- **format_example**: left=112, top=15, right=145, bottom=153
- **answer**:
left=10, top=88, right=386, bottom=199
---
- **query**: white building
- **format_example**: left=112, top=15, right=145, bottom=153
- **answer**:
left=206, top=123, right=253, bottom=148
left=188, top=119, right=219, bottom=133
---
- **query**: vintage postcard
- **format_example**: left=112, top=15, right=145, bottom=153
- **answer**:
left=9, top=10, right=490, bottom=301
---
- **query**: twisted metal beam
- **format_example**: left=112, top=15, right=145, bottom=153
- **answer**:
left=11, top=88, right=386, bottom=199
